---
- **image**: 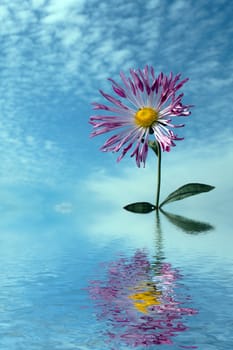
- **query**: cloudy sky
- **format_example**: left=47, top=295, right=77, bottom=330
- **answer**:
left=0, top=0, right=232, bottom=243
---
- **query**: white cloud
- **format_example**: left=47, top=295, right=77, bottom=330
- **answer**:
left=44, top=140, right=56, bottom=150
left=168, top=0, right=187, bottom=18
left=47, top=0, right=85, bottom=11
left=43, top=0, right=86, bottom=24
left=54, top=201, right=73, bottom=214
left=0, top=0, right=231, bottom=102
left=145, top=0, right=160, bottom=10
left=31, top=0, right=47, bottom=9
left=0, top=121, right=64, bottom=185
left=60, top=29, right=82, bottom=48
left=0, top=5, right=9, bottom=20
left=26, top=135, right=36, bottom=146
left=0, top=0, right=232, bottom=188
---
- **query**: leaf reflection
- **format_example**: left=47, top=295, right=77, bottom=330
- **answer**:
left=160, top=208, right=214, bottom=234
left=123, top=201, right=214, bottom=235
left=88, top=216, right=198, bottom=348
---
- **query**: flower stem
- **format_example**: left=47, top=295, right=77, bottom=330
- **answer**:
left=155, top=142, right=162, bottom=210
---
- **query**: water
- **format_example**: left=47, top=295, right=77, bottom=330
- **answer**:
left=0, top=206, right=232, bottom=350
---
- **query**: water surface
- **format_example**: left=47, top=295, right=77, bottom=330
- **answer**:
left=0, top=204, right=232, bottom=350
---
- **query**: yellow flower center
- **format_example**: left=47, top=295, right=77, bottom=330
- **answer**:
left=134, top=107, right=159, bottom=128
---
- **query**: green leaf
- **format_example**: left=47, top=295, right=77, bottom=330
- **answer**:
left=160, top=208, right=214, bottom=234
left=124, top=202, right=156, bottom=214
left=160, top=183, right=215, bottom=208
left=148, top=140, right=158, bottom=156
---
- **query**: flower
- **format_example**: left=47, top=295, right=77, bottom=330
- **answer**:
left=90, top=65, right=192, bottom=167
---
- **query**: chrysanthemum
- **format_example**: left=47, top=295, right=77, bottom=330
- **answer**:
left=90, top=65, right=192, bottom=167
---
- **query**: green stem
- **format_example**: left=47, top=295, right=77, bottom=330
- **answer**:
left=155, top=142, right=162, bottom=209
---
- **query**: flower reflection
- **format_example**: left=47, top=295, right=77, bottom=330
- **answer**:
left=89, top=250, right=197, bottom=347
left=128, top=282, right=161, bottom=314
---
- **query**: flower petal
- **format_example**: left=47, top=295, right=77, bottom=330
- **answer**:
left=90, top=66, right=192, bottom=166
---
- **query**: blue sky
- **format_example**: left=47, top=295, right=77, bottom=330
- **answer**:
left=0, top=0, right=232, bottom=247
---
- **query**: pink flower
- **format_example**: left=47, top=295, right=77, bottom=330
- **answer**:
left=90, top=65, right=192, bottom=167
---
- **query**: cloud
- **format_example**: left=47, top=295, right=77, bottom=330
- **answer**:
left=31, top=0, right=47, bottom=9
left=0, top=0, right=232, bottom=187
left=0, top=0, right=231, bottom=100
left=43, top=0, right=86, bottom=24
left=0, top=125, right=64, bottom=185
left=54, top=201, right=73, bottom=214
left=0, top=0, right=231, bottom=94
left=0, top=0, right=159, bottom=98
